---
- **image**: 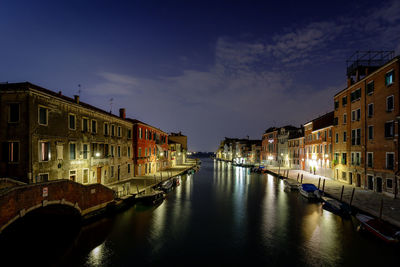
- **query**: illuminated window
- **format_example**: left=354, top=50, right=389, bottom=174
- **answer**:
left=69, top=143, right=76, bottom=160
left=39, top=141, right=50, bottom=161
left=4, top=141, right=19, bottom=163
left=385, top=70, right=394, bottom=86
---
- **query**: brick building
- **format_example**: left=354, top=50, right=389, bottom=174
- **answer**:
left=304, top=112, right=334, bottom=178
left=288, top=129, right=304, bottom=170
left=0, top=82, right=134, bottom=184
left=128, top=119, right=169, bottom=176
left=333, top=51, right=399, bottom=195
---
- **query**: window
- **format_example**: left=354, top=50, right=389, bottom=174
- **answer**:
left=118, top=126, right=121, bottom=137
left=91, top=120, right=97, bottom=133
left=70, top=143, right=76, bottom=160
left=83, top=144, right=89, bottom=159
left=368, top=125, right=374, bottom=140
left=329, top=129, right=332, bottom=138
left=385, top=70, right=394, bottom=86
left=343, top=114, right=347, bottom=124
left=367, top=152, right=373, bottom=168
left=145, top=148, right=147, bottom=157
left=104, top=144, right=109, bottom=157
left=145, top=129, right=148, bottom=140
left=82, top=118, right=89, bottom=132
left=104, top=123, right=109, bottom=135
left=111, top=166, right=114, bottom=177
left=38, top=173, right=49, bottom=183
left=387, top=179, right=393, bottom=189
left=38, top=106, right=48, bottom=125
left=139, top=128, right=142, bottom=139
left=128, top=146, right=131, bottom=158
left=335, top=133, right=339, bottom=143
left=111, top=145, right=115, bottom=157
left=342, top=153, right=347, bottom=165
left=342, top=171, right=347, bottom=180
left=128, top=129, right=132, bottom=139
left=351, top=109, right=361, bottom=121
left=351, top=152, right=361, bottom=166
left=8, top=103, right=20, bottom=123
left=128, top=164, right=131, bottom=174
left=117, top=146, right=121, bottom=157
left=386, top=95, right=394, bottom=112
left=385, top=121, right=394, bottom=138
left=111, top=125, right=115, bottom=136
left=367, top=81, right=374, bottom=94
left=342, top=96, right=347, bottom=106
left=351, top=129, right=361, bottom=145
left=139, top=148, right=142, bottom=157
left=334, top=153, right=339, bottom=162
left=386, top=152, right=395, bottom=170
left=334, top=117, right=338, bottom=126
left=39, top=141, right=50, bottom=161
left=68, top=114, right=76, bottom=130
left=334, top=100, right=339, bottom=110
left=351, top=88, right=361, bottom=102
left=83, top=169, right=89, bottom=184
left=3, top=141, right=19, bottom=163
left=343, top=131, right=347, bottom=142
left=368, top=103, right=374, bottom=117
left=149, top=147, right=151, bottom=156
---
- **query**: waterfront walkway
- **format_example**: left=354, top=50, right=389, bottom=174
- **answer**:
left=106, top=159, right=198, bottom=196
left=266, top=167, right=400, bottom=228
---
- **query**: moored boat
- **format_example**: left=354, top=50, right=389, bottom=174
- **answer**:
left=135, top=190, right=165, bottom=205
left=299, top=183, right=320, bottom=200
left=160, top=179, right=173, bottom=192
left=322, top=196, right=351, bottom=218
left=284, top=179, right=300, bottom=191
left=356, top=213, right=400, bottom=244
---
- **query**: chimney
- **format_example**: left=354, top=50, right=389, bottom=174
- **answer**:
left=74, top=95, right=80, bottom=104
left=58, top=91, right=62, bottom=96
left=119, top=108, right=126, bottom=119
left=347, top=77, right=352, bottom=87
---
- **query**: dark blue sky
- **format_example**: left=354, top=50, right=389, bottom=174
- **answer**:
left=1, top=0, right=400, bottom=151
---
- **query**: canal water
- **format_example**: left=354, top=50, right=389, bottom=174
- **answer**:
left=1, top=158, right=398, bottom=266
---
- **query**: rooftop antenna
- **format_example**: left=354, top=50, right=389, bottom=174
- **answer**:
left=77, top=84, right=81, bottom=96
left=109, top=97, right=114, bottom=114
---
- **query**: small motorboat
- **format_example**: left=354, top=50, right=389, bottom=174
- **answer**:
left=160, top=179, right=173, bottom=192
left=299, top=183, right=320, bottom=200
left=322, top=196, right=351, bottom=218
left=356, top=213, right=400, bottom=244
left=172, top=177, right=180, bottom=186
left=284, top=179, right=300, bottom=191
left=135, top=190, right=165, bottom=205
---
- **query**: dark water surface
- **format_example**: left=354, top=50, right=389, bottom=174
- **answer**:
left=1, top=158, right=398, bottom=266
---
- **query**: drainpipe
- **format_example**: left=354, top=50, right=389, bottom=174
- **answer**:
left=364, top=79, right=367, bottom=189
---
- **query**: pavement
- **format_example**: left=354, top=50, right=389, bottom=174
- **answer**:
left=266, top=167, right=400, bottom=228
left=106, top=159, right=198, bottom=197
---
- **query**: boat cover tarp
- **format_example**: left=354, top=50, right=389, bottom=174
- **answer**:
left=301, top=183, right=318, bottom=192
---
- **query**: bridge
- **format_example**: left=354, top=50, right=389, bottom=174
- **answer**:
left=0, top=179, right=115, bottom=233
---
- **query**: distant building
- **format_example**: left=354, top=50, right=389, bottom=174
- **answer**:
left=288, top=128, right=304, bottom=170
left=0, top=82, right=133, bottom=184
left=304, top=112, right=334, bottom=177
left=261, top=127, right=279, bottom=166
left=169, top=132, right=187, bottom=151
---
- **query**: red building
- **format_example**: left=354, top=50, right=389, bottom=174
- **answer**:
left=127, top=119, right=169, bottom=176
left=261, top=127, right=279, bottom=166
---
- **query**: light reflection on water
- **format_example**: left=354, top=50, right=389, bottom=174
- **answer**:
left=57, top=158, right=399, bottom=266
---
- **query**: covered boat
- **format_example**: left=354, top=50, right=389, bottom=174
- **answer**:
left=284, top=179, right=300, bottom=191
left=160, top=179, right=174, bottom=192
left=322, top=196, right=351, bottom=218
left=299, top=183, right=320, bottom=200
left=356, top=213, right=400, bottom=244
left=135, top=190, right=165, bottom=205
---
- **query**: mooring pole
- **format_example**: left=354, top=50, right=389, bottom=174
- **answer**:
left=300, top=175, right=303, bottom=184
left=379, top=198, right=384, bottom=220
left=322, top=179, right=326, bottom=194
left=287, top=169, right=289, bottom=178
left=136, top=185, right=139, bottom=194
left=318, top=177, right=321, bottom=189
left=350, top=188, right=355, bottom=207
left=297, top=173, right=299, bottom=182
left=340, top=185, right=344, bottom=201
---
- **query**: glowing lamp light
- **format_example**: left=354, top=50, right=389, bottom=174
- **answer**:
left=325, top=154, right=329, bottom=158
left=268, top=156, right=273, bottom=160
left=312, top=154, right=317, bottom=160
left=95, top=152, right=100, bottom=157
left=160, top=152, right=164, bottom=156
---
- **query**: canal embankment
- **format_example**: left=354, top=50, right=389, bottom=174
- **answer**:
left=264, top=167, right=400, bottom=228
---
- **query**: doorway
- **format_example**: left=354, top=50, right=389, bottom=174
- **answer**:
left=356, top=174, right=361, bottom=187
left=117, top=165, right=120, bottom=181
left=368, top=175, right=374, bottom=190
left=349, top=172, right=353, bottom=185
left=376, top=177, right=383, bottom=193
left=97, top=167, right=102, bottom=184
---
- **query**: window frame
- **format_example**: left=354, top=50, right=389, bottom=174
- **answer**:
left=68, top=113, right=76, bottom=130
left=39, top=140, right=51, bottom=162
left=91, top=119, right=97, bottom=134
left=386, top=95, right=394, bottom=112
left=69, top=142, right=77, bottom=160
left=368, top=125, right=374, bottom=140
left=82, top=168, right=89, bottom=184
left=367, top=152, right=373, bottom=168
left=368, top=103, right=374, bottom=118
left=386, top=152, right=395, bottom=170
left=8, top=103, right=20, bottom=123
left=82, top=117, right=89, bottom=132
left=38, top=105, right=48, bottom=126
